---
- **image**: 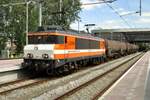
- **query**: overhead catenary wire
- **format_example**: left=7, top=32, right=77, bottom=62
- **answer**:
left=101, top=0, right=133, bottom=28
left=82, top=2, right=105, bottom=6
left=81, top=0, right=117, bottom=30
left=82, top=0, right=116, bottom=6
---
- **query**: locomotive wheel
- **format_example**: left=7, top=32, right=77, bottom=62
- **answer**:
left=46, top=68, right=55, bottom=76
left=54, top=67, right=63, bottom=76
left=58, top=65, right=69, bottom=75
left=74, top=62, right=79, bottom=71
left=82, top=60, right=87, bottom=66
left=69, top=63, right=75, bottom=72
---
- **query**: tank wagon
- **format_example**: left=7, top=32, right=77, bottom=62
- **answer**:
left=105, top=40, right=138, bottom=58
left=22, top=26, right=139, bottom=75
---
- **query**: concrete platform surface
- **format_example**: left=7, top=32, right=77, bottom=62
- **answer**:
left=99, top=51, right=150, bottom=100
left=145, top=52, right=150, bottom=100
left=0, top=59, right=23, bottom=72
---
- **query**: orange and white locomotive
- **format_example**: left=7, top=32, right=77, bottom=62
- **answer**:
left=22, top=26, right=106, bottom=74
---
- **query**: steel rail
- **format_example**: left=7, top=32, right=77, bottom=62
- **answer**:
left=0, top=72, right=51, bottom=95
left=55, top=53, right=143, bottom=100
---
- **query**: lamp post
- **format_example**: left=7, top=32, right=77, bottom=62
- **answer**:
left=38, top=0, right=43, bottom=27
left=25, top=0, right=36, bottom=45
left=59, top=0, right=62, bottom=21
left=77, top=19, right=81, bottom=33
left=26, top=2, right=29, bottom=45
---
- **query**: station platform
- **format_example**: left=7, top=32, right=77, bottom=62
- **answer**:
left=0, top=59, right=23, bottom=72
left=99, top=51, right=150, bottom=100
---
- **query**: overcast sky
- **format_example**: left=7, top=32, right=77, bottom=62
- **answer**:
left=70, top=0, right=150, bottom=31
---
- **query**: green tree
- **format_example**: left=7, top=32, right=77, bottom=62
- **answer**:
left=0, top=0, right=81, bottom=54
left=42, top=0, right=81, bottom=28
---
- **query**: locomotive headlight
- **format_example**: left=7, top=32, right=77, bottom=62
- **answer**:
left=42, top=54, right=49, bottom=59
left=27, top=53, right=33, bottom=58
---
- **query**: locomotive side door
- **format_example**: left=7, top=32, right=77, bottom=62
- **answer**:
left=64, top=36, right=68, bottom=61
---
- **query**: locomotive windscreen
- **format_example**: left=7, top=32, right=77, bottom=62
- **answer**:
left=28, top=35, right=64, bottom=44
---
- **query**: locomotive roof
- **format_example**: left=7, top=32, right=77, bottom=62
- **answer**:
left=29, top=26, right=104, bottom=41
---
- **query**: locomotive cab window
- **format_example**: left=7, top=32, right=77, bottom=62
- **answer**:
left=28, top=35, right=64, bottom=44
left=46, top=35, right=64, bottom=44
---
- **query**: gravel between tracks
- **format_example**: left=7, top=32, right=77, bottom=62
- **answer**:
left=0, top=53, right=141, bottom=100
left=57, top=53, right=143, bottom=100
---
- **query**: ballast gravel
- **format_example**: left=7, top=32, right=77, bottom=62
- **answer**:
left=0, top=53, right=141, bottom=100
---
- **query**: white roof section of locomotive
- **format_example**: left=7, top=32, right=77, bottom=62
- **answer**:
left=29, top=29, right=105, bottom=41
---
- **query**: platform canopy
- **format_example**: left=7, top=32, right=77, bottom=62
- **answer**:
left=92, top=28, right=150, bottom=43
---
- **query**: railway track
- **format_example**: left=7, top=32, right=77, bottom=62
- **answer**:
left=0, top=77, right=50, bottom=95
left=0, top=53, right=143, bottom=100
left=55, top=53, right=144, bottom=100
left=0, top=70, right=50, bottom=95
